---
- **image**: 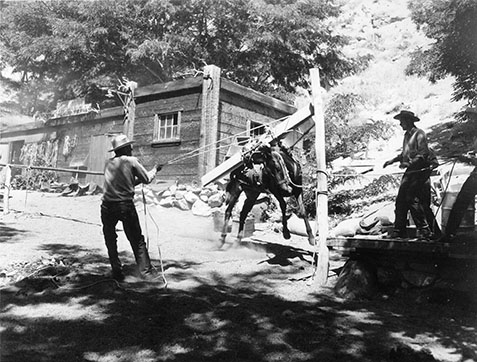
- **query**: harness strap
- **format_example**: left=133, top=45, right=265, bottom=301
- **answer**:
left=272, top=151, right=292, bottom=186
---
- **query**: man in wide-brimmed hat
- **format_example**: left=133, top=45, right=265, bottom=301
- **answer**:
left=383, top=110, right=435, bottom=239
left=101, top=134, right=161, bottom=281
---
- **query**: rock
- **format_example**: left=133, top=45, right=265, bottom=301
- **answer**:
left=401, top=270, right=436, bottom=288
left=184, top=191, right=199, bottom=204
left=174, top=190, right=186, bottom=199
left=191, top=199, right=212, bottom=217
left=389, top=343, right=437, bottom=362
left=173, top=198, right=191, bottom=211
left=199, top=188, right=213, bottom=198
left=376, top=266, right=402, bottom=288
left=158, top=196, right=174, bottom=207
left=334, top=259, right=378, bottom=300
left=207, top=193, right=224, bottom=208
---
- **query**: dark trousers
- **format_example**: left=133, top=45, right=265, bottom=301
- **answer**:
left=394, top=169, right=430, bottom=232
left=445, top=167, right=477, bottom=236
left=101, top=200, right=151, bottom=274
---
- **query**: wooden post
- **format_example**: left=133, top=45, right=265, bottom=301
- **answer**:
left=3, top=165, right=11, bottom=214
left=122, top=81, right=137, bottom=141
left=310, top=69, right=329, bottom=285
left=198, top=65, right=221, bottom=177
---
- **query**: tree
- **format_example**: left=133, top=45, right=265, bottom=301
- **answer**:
left=0, top=0, right=365, bottom=116
left=407, top=0, right=477, bottom=107
left=407, top=0, right=477, bottom=155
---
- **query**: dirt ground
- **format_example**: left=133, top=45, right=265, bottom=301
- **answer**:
left=1, top=190, right=476, bottom=362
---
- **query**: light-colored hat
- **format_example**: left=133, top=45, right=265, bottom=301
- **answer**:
left=109, top=134, right=134, bottom=152
left=393, top=110, right=420, bottom=122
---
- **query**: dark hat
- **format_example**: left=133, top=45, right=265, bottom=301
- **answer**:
left=109, top=134, right=134, bottom=152
left=393, top=110, right=420, bottom=122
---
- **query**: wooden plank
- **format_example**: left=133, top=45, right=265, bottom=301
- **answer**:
left=311, top=68, right=329, bottom=286
left=200, top=103, right=314, bottom=186
left=201, top=152, right=242, bottom=186
left=327, top=236, right=477, bottom=259
left=327, top=237, right=451, bottom=252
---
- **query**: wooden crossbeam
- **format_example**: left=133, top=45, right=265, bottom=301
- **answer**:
left=200, top=104, right=314, bottom=187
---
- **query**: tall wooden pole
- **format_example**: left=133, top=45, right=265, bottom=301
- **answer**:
left=3, top=165, right=11, bottom=214
left=122, top=81, right=137, bottom=141
left=198, top=65, right=221, bottom=177
left=310, top=69, right=329, bottom=285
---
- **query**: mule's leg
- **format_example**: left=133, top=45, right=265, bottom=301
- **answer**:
left=220, top=192, right=240, bottom=247
left=296, top=192, right=316, bottom=246
left=235, top=191, right=259, bottom=244
left=275, top=195, right=291, bottom=239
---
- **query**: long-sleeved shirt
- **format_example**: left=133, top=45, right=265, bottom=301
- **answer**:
left=395, top=127, right=431, bottom=171
left=102, top=156, right=155, bottom=202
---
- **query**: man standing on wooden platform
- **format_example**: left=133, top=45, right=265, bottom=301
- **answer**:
left=383, top=110, right=434, bottom=240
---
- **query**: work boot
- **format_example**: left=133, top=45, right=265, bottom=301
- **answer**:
left=142, top=267, right=160, bottom=281
left=435, top=234, right=455, bottom=243
left=416, top=227, right=432, bottom=241
left=384, top=229, right=408, bottom=239
left=111, top=269, right=125, bottom=282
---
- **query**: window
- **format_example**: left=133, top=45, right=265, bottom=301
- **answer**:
left=249, top=120, right=266, bottom=138
left=153, top=112, right=181, bottom=145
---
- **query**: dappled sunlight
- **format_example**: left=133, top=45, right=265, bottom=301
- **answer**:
left=3, top=296, right=113, bottom=321
left=84, top=348, right=158, bottom=362
left=336, top=309, right=384, bottom=325
left=2, top=260, right=476, bottom=361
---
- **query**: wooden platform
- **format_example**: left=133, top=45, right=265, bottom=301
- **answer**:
left=327, top=233, right=477, bottom=260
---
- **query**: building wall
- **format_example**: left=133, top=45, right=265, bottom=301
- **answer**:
left=0, top=74, right=297, bottom=186
left=217, top=91, right=294, bottom=164
left=49, top=112, right=123, bottom=184
left=133, top=92, right=203, bottom=183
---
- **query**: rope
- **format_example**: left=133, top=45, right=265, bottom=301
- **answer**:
left=164, top=116, right=289, bottom=166
left=141, top=185, right=168, bottom=288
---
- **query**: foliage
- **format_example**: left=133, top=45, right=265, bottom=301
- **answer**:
left=0, top=0, right=364, bottom=116
left=407, top=0, right=477, bottom=108
left=292, top=173, right=400, bottom=218
left=302, top=92, right=393, bottom=164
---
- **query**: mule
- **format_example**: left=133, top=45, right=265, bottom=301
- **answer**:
left=219, top=143, right=316, bottom=247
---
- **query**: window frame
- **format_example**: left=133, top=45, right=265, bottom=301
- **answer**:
left=152, top=111, right=182, bottom=147
left=248, top=120, right=266, bottom=138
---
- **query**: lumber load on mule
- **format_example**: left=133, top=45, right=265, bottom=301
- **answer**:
left=201, top=104, right=314, bottom=187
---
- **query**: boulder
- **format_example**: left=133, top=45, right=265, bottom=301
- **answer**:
left=173, top=198, right=191, bottom=211
left=158, top=196, right=174, bottom=207
left=208, top=192, right=224, bottom=208
left=184, top=191, right=199, bottom=204
left=191, top=199, right=212, bottom=217
left=334, top=259, right=378, bottom=299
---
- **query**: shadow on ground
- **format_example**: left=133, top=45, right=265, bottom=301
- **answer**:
left=2, top=242, right=476, bottom=362
left=0, top=222, right=28, bottom=243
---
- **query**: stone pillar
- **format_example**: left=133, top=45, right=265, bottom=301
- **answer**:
left=198, top=65, right=221, bottom=177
